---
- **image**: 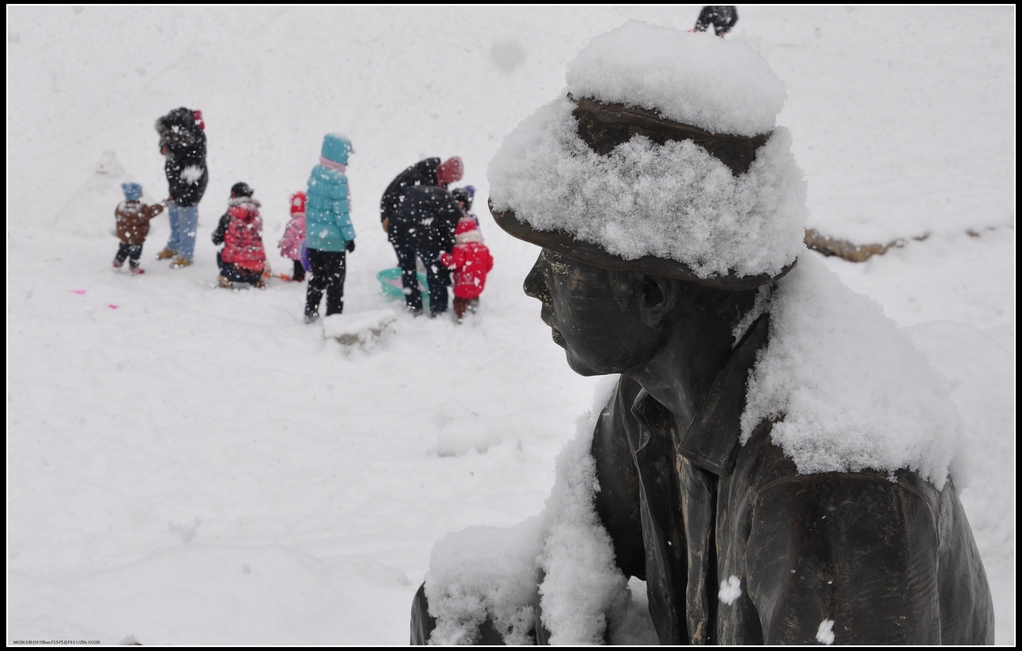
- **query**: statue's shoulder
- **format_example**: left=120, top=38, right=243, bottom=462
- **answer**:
left=733, top=420, right=944, bottom=513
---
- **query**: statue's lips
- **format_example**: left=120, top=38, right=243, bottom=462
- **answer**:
left=540, top=306, right=564, bottom=346
left=550, top=327, right=565, bottom=347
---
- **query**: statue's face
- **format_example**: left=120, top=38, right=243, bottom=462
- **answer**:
left=524, top=249, right=662, bottom=376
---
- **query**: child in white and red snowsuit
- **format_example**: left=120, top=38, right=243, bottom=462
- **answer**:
left=278, top=191, right=307, bottom=282
left=212, top=182, right=266, bottom=289
left=440, top=217, right=493, bottom=322
left=113, top=182, right=165, bottom=275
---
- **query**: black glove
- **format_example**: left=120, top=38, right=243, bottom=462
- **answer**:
left=346, top=239, right=356, bottom=253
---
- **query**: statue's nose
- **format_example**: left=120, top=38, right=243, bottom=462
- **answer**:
left=524, top=255, right=551, bottom=304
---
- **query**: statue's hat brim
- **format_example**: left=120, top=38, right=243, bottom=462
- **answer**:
left=491, top=201, right=793, bottom=291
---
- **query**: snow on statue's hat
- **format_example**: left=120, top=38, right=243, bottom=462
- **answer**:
left=488, top=21, right=808, bottom=290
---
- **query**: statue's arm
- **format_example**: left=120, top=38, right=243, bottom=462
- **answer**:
left=745, top=474, right=942, bottom=645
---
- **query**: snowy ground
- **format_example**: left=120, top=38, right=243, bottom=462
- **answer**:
left=7, top=6, right=1014, bottom=645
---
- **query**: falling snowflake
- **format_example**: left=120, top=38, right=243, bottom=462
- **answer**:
left=816, top=619, right=835, bottom=645
left=181, top=165, right=204, bottom=184
left=718, top=575, right=742, bottom=605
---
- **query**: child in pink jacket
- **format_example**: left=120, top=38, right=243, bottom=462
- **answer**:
left=278, top=191, right=307, bottom=281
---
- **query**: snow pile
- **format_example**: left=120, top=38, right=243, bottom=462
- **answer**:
left=534, top=389, right=630, bottom=645
left=741, top=254, right=961, bottom=488
left=424, top=517, right=546, bottom=644
left=489, top=22, right=806, bottom=281
left=436, top=413, right=504, bottom=457
left=322, top=309, right=396, bottom=352
left=424, top=377, right=652, bottom=644
left=566, top=20, right=786, bottom=136
left=57, top=151, right=155, bottom=238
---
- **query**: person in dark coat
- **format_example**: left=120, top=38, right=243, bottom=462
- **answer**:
left=154, top=107, right=209, bottom=268
left=410, top=21, right=994, bottom=646
left=693, top=5, right=738, bottom=37
left=379, top=156, right=463, bottom=234
left=387, top=185, right=462, bottom=317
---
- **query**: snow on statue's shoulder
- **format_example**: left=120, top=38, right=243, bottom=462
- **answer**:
left=741, top=254, right=962, bottom=489
left=566, top=20, right=785, bottom=136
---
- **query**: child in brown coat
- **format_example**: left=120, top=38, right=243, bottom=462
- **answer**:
left=113, top=183, right=165, bottom=275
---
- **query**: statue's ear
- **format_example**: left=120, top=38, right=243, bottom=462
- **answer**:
left=638, top=275, right=680, bottom=327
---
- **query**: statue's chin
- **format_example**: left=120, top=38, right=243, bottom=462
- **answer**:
left=564, top=352, right=604, bottom=378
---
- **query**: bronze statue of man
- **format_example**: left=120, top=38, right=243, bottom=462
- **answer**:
left=412, top=21, right=994, bottom=645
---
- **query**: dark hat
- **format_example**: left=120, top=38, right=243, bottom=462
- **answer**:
left=231, top=182, right=254, bottom=198
left=451, top=186, right=474, bottom=211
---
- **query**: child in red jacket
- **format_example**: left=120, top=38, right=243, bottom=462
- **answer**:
left=440, top=217, right=493, bottom=323
left=212, top=182, right=267, bottom=289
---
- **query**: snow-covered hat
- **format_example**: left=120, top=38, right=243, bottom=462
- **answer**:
left=291, top=191, right=307, bottom=215
left=488, top=21, right=808, bottom=290
left=121, top=182, right=142, bottom=202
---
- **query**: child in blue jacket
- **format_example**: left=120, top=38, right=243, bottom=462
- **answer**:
left=304, top=133, right=356, bottom=323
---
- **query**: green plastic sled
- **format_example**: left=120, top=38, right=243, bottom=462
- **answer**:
left=377, top=267, right=430, bottom=302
